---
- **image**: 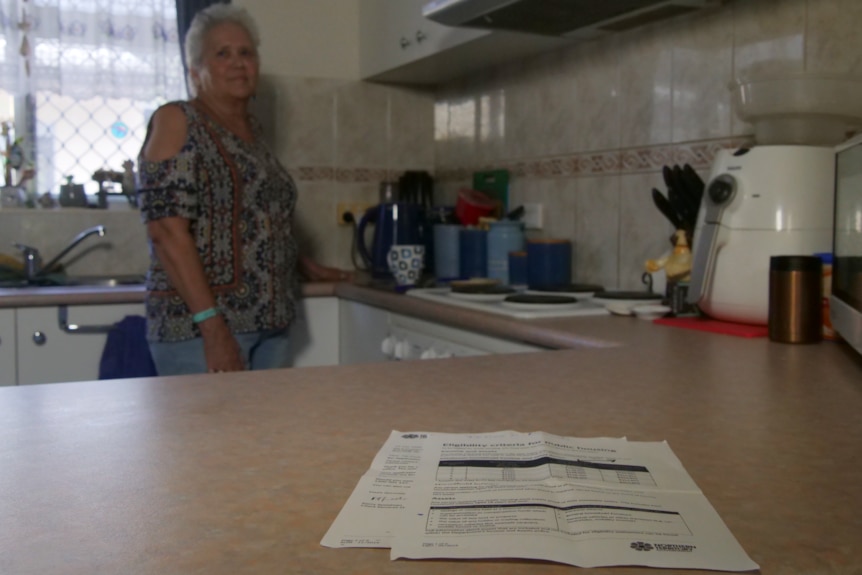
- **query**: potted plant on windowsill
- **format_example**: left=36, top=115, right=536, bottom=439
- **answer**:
left=1, top=120, right=35, bottom=208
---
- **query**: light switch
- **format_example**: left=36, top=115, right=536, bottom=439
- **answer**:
left=523, top=203, right=543, bottom=230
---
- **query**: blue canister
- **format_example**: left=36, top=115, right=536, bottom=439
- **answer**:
left=459, top=228, right=488, bottom=279
left=486, top=220, right=525, bottom=284
left=526, top=239, right=572, bottom=289
left=508, top=250, right=527, bottom=287
left=433, top=224, right=461, bottom=281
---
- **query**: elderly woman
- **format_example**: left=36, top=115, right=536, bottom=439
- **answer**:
left=137, top=4, right=349, bottom=376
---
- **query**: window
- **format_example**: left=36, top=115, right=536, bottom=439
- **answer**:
left=1, top=0, right=184, bottom=198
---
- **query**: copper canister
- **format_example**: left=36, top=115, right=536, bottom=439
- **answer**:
left=768, top=256, right=823, bottom=344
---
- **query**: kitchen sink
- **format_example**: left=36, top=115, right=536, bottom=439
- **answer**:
left=61, top=274, right=147, bottom=287
left=0, top=274, right=147, bottom=289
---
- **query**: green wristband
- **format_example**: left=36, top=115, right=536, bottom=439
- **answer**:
left=192, top=307, right=219, bottom=324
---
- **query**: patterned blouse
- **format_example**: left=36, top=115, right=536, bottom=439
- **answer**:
left=137, top=101, right=298, bottom=343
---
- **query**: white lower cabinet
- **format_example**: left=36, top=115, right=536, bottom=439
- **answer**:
left=286, top=297, right=340, bottom=368
left=338, top=300, right=390, bottom=365
left=0, top=308, right=17, bottom=386
left=16, top=303, right=145, bottom=385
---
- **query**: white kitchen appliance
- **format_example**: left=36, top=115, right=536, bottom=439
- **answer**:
left=830, top=134, right=862, bottom=357
left=382, top=313, right=545, bottom=360
left=407, top=287, right=609, bottom=319
left=687, top=145, right=836, bottom=325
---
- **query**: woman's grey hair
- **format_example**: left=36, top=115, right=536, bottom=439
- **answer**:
left=184, top=3, right=260, bottom=96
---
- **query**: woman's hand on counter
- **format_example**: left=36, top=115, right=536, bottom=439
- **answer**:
left=299, top=256, right=354, bottom=283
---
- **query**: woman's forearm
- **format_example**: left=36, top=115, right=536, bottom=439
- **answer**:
left=147, top=217, right=216, bottom=313
left=146, top=216, right=245, bottom=372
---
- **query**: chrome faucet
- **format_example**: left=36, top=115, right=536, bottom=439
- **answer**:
left=14, top=225, right=107, bottom=279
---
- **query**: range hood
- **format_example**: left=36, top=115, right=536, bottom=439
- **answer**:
left=422, top=0, right=717, bottom=38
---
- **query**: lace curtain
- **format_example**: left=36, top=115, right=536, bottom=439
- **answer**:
left=0, top=0, right=184, bottom=101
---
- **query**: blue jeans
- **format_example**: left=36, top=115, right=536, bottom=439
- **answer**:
left=148, top=328, right=291, bottom=376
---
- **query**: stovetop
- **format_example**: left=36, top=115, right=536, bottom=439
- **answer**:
left=406, top=287, right=609, bottom=319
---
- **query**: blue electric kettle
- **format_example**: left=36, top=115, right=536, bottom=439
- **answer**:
left=357, top=203, right=427, bottom=279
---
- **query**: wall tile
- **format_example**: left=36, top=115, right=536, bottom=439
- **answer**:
left=334, top=81, right=389, bottom=169
left=806, top=0, right=862, bottom=75
left=568, top=38, right=621, bottom=153
left=511, top=50, right=576, bottom=160
left=618, top=24, right=673, bottom=148
left=388, top=85, right=436, bottom=171
left=500, top=67, right=538, bottom=162
left=533, top=65, right=579, bottom=159
left=267, top=75, right=338, bottom=169
left=474, top=85, right=508, bottom=166
left=573, top=176, right=620, bottom=288
left=671, top=8, right=734, bottom=143
left=433, top=99, right=452, bottom=167
left=444, top=92, right=480, bottom=168
left=434, top=181, right=464, bottom=208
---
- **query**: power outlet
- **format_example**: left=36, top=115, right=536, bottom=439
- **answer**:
left=523, top=203, right=544, bottom=230
left=336, top=202, right=371, bottom=225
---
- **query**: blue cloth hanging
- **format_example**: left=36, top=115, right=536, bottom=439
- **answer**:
left=99, top=315, right=158, bottom=380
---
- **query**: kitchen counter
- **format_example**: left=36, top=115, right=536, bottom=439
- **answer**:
left=0, top=281, right=337, bottom=308
left=2, top=283, right=862, bottom=574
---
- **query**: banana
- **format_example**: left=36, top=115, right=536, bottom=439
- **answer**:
left=0, top=253, right=24, bottom=272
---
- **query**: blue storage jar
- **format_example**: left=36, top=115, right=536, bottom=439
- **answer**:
left=486, top=220, right=525, bottom=284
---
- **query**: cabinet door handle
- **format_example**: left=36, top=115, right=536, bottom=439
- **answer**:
left=58, top=305, right=116, bottom=334
left=32, top=331, right=46, bottom=345
left=399, top=37, right=411, bottom=49
left=416, top=30, right=426, bottom=43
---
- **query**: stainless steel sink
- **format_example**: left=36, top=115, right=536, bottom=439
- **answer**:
left=0, top=274, right=146, bottom=289
left=60, top=274, right=147, bottom=287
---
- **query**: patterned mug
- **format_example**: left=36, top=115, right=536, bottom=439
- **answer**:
left=387, top=244, right=425, bottom=286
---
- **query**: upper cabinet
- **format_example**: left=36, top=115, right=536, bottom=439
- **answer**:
left=359, top=0, right=569, bottom=85
left=360, top=0, right=485, bottom=79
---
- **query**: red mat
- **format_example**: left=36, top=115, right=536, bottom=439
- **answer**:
left=653, top=316, right=768, bottom=338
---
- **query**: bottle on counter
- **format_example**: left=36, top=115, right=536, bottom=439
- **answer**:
left=814, top=252, right=838, bottom=340
left=486, top=220, right=525, bottom=284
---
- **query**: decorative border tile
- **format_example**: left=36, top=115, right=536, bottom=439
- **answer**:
left=434, top=136, right=754, bottom=182
left=289, top=167, right=334, bottom=182
left=285, top=137, right=754, bottom=184
left=288, top=166, right=396, bottom=183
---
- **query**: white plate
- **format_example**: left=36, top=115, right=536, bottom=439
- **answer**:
left=632, top=304, right=671, bottom=320
left=449, top=291, right=512, bottom=302
left=592, top=296, right=663, bottom=316
left=501, top=299, right=581, bottom=311
left=524, top=289, right=594, bottom=299
left=605, top=302, right=635, bottom=316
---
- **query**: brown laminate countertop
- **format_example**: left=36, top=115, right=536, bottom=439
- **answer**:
left=0, top=281, right=337, bottom=308
left=1, top=283, right=861, bottom=575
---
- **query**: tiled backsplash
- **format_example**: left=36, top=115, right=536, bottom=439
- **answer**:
left=432, top=0, right=862, bottom=289
left=256, top=75, right=436, bottom=270
left=7, top=0, right=860, bottom=287
left=0, top=208, right=150, bottom=276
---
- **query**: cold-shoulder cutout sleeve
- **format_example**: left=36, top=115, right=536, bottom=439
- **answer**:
left=136, top=104, right=199, bottom=223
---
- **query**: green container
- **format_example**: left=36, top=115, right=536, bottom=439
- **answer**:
left=472, top=169, right=509, bottom=215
